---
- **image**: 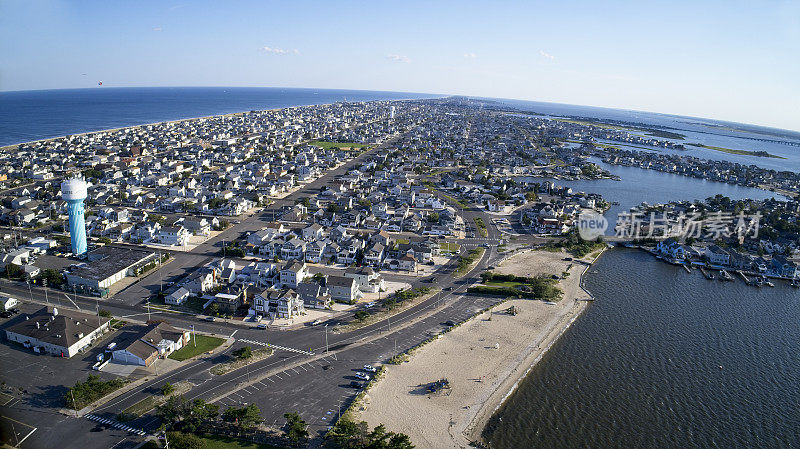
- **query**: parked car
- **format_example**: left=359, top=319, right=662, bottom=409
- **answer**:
left=205, top=316, right=215, bottom=322
left=256, top=324, right=267, bottom=329
left=444, top=320, right=456, bottom=326
left=0, top=311, right=12, bottom=318
left=311, top=319, right=324, bottom=326
left=349, top=381, right=362, bottom=388
left=363, top=364, right=377, bottom=373
left=9, top=308, right=20, bottom=314
left=355, top=372, right=371, bottom=381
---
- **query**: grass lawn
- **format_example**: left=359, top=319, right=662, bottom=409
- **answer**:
left=307, top=140, right=370, bottom=151
left=439, top=242, right=461, bottom=253
left=168, top=335, right=225, bottom=361
left=485, top=280, right=524, bottom=288
left=474, top=217, right=488, bottom=237
left=200, top=434, right=283, bottom=449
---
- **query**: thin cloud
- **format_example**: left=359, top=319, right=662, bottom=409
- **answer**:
left=463, top=52, right=477, bottom=59
left=539, top=50, right=555, bottom=60
left=152, top=27, right=163, bottom=32
left=386, top=54, right=410, bottom=63
left=261, top=46, right=292, bottom=55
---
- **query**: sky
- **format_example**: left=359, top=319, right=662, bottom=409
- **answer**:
left=1, top=0, right=799, bottom=131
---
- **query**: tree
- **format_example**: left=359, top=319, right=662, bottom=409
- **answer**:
left=161, top=383, right=176, bottom=396
left=284, top=412, right=309, bottom=446
left=5, top=263, right=22, bottom=280
left=233, top=346, right=252, bottom=360
left=156, top=395, right=191, bottom=425
left=222, top=404, right=262, bottom=429
left=165, top=431, right=206, bottom=449
left=325, top=419, right=369, bottom=448
left=98, top=309, right=112, bottom=318
left=354, top=310, right=370, bottom=322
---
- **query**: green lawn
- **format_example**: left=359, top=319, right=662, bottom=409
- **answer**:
left=474, top=217, right=488, bottom=237
left=439, top=242, right=461, bottom=253
left=168, top=335, right=225, bottom=361
left=486, top=280, right=524, bottom=288
left=307, top=140, right=370, bottom=150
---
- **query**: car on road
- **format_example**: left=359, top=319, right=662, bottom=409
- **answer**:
left=311, top=319, right=324, bottom=326
left=355, top=372, right=371, bottom=381
left=204, top=316, right=215, bottom=322
left=364, top=302, right=376, bottom=309
left=428, top=277, right=437, bottom=283
left=444, top=286, right=453, bottom=291
left=444, top=320, right=456, bottom=326
left=363, top=364, right=377, bottom=373
left=256, top=324, right=267, bottom=329
left=349, top=381, right=363, bottom=389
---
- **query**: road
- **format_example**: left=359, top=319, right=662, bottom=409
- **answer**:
left=0, top=132, right=563, bottom=448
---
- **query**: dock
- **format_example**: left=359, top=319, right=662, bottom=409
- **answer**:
left=682, top=264, right=691, bottom=273
left=699, top=267, right=715, bottom=280
left=737, top=270, right=752, bottom=285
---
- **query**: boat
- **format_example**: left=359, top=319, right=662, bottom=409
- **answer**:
left=791, top=279, right=800, bottom=288
left=719, top=270, right=734, bottom=281
left=755, top=276, right=765, bottom=287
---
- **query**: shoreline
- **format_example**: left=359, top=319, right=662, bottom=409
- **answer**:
left=357, top=248, right=606, bottom=448
left=0, top=93, right=434, bottom=150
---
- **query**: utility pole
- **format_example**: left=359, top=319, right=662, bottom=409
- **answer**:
left=147, top=299, right=151, bottom=322
left=324, top=324, right=329, bottom=354
left=26, top=280, right=33, bottom=303
left=159, top=250, right=163, bottom=293
left=43, top=279, right=49, bottom=305
left=191, top=325, right=196, bottom=347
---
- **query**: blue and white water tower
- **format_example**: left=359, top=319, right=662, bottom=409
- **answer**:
left=61, top=177, right=88, bottom=256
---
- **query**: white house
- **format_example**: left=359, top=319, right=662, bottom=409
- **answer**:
left=280, top=261, right=308, bottom=289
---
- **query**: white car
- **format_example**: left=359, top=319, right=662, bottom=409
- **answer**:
left=355, top=372, right=371, bottom=381
left=363, top=364, right=377, bottom=373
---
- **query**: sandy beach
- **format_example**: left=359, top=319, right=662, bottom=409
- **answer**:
left=356, top=249, right=599, bottom=448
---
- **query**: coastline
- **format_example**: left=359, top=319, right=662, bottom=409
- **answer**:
left=357, top=248, right=606, bottom=448
left=0, top=91, right=435, bottom=150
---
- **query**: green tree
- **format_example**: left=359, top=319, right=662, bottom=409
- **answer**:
left=284, top=412, right=309, bottom=446
left=222, top=404, right=262, bottom=429
left=161, top=383, right=176, bottom=396
left=98, top=309, right=112, bottom=318
left=165, top=431, right=206, bottom=449
left=233, top=346, right=253, bottom=360
left=354, top=310, right=370, bottom=322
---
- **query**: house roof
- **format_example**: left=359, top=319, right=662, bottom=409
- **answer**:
left=6, top=306, right=109, bottom=350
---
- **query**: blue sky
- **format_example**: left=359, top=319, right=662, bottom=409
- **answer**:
left=1, top=0, right=799, bottom=131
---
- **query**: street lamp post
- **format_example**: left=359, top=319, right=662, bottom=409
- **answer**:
left=42, top=279, right=49, bottom=305
left=324, top=324, right=329, bottom=354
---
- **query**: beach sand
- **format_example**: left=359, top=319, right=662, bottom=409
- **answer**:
left=356, top=249, right=596, bottom=448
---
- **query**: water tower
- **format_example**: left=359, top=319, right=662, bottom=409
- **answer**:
left=61, top=177, right=88, bottom=256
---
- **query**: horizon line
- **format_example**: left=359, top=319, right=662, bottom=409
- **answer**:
left=2, top=85, right=799, bottom=135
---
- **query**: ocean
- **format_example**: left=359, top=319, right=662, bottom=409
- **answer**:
left=0, top=86, right=439, bottom=147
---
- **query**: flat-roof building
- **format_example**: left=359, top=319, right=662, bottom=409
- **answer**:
left=65, top=246, right=157, bottom=295
left=5, top=306, right=110, bottom=357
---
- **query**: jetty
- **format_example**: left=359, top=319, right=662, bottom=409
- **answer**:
left=682, top=264, right=691, bottom=273
left=699, top=267, right=715, bottom=280
left=736, top=270, right=752, bottom=285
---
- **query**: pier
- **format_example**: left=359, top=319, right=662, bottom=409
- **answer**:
left=699, top=267, right=715, bottom=280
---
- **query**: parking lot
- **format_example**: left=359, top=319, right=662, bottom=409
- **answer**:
left=0, top=301, right=140, bottom=448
